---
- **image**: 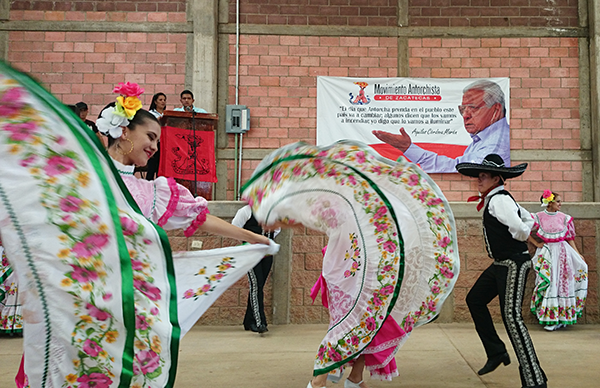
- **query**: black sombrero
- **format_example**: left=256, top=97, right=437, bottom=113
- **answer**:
left=455, top=154, right=527, bottom=179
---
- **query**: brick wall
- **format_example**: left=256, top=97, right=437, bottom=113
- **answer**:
left=226, top=34, right=399, bottom=199
left=227, top=35, right=582, bottom=203
left=10, top=4, right=186, bottom=23
left=228, top=0, right=578, bottom=27
left=228, top=0, right=398, bottom=26
left=7, top=31, right=188, bottom=118
left=289, top=225, right=330, bottom=323
left=408, top=0, right=579, bottom=27
left=11, top=0, right=186, bottom=13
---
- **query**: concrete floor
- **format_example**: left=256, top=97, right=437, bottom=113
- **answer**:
left=1, top=323, right=598, bottom=387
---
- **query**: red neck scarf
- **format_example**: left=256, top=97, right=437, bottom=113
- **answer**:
left=467, top=186, right=497, bottom=212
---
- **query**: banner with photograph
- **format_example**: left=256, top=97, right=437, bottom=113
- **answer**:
left=317, top=77, right=510, bottom=173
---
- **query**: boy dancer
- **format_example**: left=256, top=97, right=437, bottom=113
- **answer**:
left=456, top=154, right=547, bottom=388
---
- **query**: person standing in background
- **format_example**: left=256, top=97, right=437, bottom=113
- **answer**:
left=232, top=205, right=279, bottom=334
left=146, top=93, right=167, bottom=180
left=75, top=102, right=98, bottom=133
left=174, top=90, right=207, bottom=113
left=149, top=92, right=167, bottom=119
left=76, top=101, right=106, bottom=147
left=529, top=191, right=588, bottom=331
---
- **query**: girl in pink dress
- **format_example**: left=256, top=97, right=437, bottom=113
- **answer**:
left=530, top=191, right=588, bottom=331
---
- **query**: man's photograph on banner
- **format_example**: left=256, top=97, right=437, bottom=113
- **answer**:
left=316, top=77, right=510, bottom=173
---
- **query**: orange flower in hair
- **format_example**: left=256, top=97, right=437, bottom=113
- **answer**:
left=115, top=96, right=142, bottom=120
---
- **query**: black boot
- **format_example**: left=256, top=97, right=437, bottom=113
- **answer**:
left=478, top=352, right=511, bottom=375
left=246, top=323, right=268, bottom=334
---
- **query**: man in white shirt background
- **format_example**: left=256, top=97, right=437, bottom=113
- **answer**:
left=174, top=89, right=207, bottom=113
left=231, top=205, right=280, bottom=334
left=373, top=80, right=510, bottom=173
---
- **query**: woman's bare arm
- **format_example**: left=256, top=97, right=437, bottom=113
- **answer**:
left=197, top=214, right=270, bottom=245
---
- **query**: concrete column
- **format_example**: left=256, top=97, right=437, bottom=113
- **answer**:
left=214, top=8, right=231, bottom=200
left=0, top=0, right=8, bottom=21
left=0, top=0, right=10, bottom=61
left=579, top=37, right=594, bottom=201
left=187, top=0, right=219, bottom=113
left=578, top=0, right=594, bottom=201
left=588, top=0, right=600, bottom=200
left=397, top=0, right=409, bottom=77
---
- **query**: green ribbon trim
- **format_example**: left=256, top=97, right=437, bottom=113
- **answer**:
left=0, top=328, right=23, bottom=334
left=0, top=266, right=13, bottom=300
left=0, top=265, right=12, bottom=284
left=531, top=247, right=551, bottom=317
left=0, top=61, right=180, bottom=386
left=240, top=150, right=405, bottom=376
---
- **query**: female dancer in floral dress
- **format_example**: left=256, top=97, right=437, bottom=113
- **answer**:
left=0, top=238, right=23, bottom=336
left=530, top=191, right=588, bottom=331
left=241, top=141, right=460, bottom=388
left=0, top=65, right=275, bottom=388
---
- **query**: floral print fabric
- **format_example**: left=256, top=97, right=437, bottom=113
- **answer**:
left=0, top=64, right=279, bottom=387
left=0, top=241, right=23, bottom=335
left=0, top=64, right=182, bottom=388
left=531, top=211, right=588, bottom=326
left=113, top=161, right=280, bottom=337
left=241, top=141, right=459, bottom=376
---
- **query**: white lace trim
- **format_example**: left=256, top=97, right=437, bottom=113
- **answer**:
left=112, top=158, right=135, bottom=175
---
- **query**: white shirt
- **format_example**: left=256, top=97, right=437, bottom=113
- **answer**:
left=174, top=106, right=207, bottom=113
left=485, top=185, right=533, bottom=242
left=232, top=205, right=280, bottom=238
left=149, top=109, right=163, bottom=118
left=403, top=118, right=511, bottom=173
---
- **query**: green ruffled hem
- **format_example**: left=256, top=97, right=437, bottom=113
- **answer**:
left=0, top=328, right=23, bottom=334
left=533, top=310, right=584, bottom=326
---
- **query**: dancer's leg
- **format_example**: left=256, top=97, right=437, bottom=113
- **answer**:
left=347, top=355, right=369, bottom=387
left=496, top=257, right=547, bottom=388
left=466, top=263, right=506, bottom=358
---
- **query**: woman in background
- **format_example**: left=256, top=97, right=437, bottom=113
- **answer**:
left=530, top=191, right=588, bottom=331
left=148, top=92, right=167, bottom=119
left=146, top=92, right=167, bottom=180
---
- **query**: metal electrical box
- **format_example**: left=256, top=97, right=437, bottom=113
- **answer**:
left=225, top=105, right=250, bottom=133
